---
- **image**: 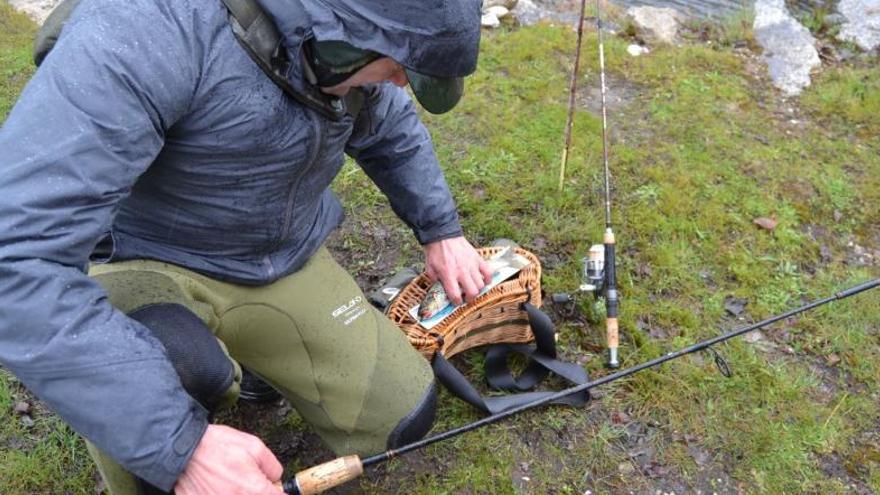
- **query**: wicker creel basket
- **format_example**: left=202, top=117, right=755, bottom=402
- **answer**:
left=386, top=246, right=543, bottom=360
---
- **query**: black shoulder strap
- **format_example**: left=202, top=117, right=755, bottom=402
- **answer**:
left=432, top=302, right=591, bottom=415
left=33, top=0, right=82, bottom=66
left=219, top=0, right=365, bottom=120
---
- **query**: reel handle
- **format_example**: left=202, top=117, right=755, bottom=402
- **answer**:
left=275, top=455, right=364, bottom=494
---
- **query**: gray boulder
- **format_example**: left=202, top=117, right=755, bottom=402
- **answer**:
left=837, top=0, right=880, bottom=50
left=485, top=0, right=518, bottom=10
left=626, top=6, right=683, bottom=44
left=8, top=0, right=63, bottom=23
left=754, top=0, right=821, bottom=96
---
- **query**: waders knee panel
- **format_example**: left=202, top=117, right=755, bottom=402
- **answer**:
left=386, top=381, right=437, bottom=449
left=129, top=303, right=236, bottom=412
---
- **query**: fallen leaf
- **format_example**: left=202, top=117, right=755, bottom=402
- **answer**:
left=611, top=410, right=631, bottom=425
left=753, top=217, right=778, bottom=230
left=826, top=353, right=841, bottom=366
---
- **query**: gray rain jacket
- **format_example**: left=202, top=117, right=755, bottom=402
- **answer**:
left=0, top=0, right=480, bottom=489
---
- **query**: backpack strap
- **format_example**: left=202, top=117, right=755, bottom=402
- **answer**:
left=219, top=0, right=365, bottom=120
left=33, top=0, right=82, bottom=66
left=431, top=302, right=591, bottom=414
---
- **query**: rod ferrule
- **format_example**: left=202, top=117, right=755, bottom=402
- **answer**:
left=608, top=346, right=619, bottom=368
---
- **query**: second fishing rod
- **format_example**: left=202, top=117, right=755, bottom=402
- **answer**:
left=275, top=277, right=880, bottom=494
left=559, top=0, right=620, bottom=369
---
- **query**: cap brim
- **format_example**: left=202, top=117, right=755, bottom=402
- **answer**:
left=405, top=69, right=464, bottom=115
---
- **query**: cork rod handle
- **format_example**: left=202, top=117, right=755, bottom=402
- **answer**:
left=275, top=455, right=364, bottom=494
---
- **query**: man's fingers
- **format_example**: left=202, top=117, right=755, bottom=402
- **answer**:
left=468, top=269, right=486, bottom=298
left=459, top=273, right=479, bottom=303
left=248, top=437, right=284, bottom=482
left=440, top=274, right=463, bottom=305
left=479, top=258, right=494, bottom=284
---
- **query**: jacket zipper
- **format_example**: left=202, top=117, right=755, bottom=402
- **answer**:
left=262, top=108, right=325, bottom=280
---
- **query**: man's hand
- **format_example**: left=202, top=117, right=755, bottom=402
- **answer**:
left=424, top=236, right=494, bottom=306
left=175, top=424, right=285, bottom=495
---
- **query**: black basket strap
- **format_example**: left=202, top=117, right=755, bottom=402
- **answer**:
left=432, top=303, right=590, bottom=414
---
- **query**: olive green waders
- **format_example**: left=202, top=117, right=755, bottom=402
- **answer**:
left=86, top=247, right=436, bottom=494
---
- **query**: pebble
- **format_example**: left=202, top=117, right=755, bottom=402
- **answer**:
left=627, top=44, right=649, bottom=56
left=627, top=6, right=682, bottom=44
left=482, top=12, right=501, bottom=28
left=485, top=5, right=510, bottom=18
left=13, top=401, right=30, bottom=415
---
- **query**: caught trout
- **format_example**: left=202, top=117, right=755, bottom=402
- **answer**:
left=416, top=247, right=530, bottom=321
left=418, top=282, right=449, bottom=320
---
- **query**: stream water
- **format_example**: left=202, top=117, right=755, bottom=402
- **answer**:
left=612, top=0, right=830, bottom=18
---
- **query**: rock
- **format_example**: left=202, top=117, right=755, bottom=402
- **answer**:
left=823, top=12, right=846, bottom=27
left=485, top=5, right=510, bottom=19
left=626, top=6, right=683, bottom=44
left=688, top=445, right=712, bottom=466
left=13, top=401, right=30, bottom=415
left=724, top=296, right=748, bottom=316
left=618, top=462, right=636, bottom=475
left=512, top=0, right=579, bottom=27
left=513, top=0, right=547, bottom=26
left=20, top=415, right=35, bottom=428
left=485, top=0, right=518, bottom=10
left=482, top=12, right=502, bottom=28
left=753, top=0, right=821, bottom=96
left=627, top=44, right=649, bottom=56
left=837, top=47, right=856, bottom=61
left=837, top=0, right=880, bottom=50
left=7, top=0, right=63, bottom=24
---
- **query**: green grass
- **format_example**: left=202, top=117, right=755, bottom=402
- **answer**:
left=0, top=2, right=35, bottom=118
left=0, top=370, right=96, bottom=493
left=3, top=3, right=880, bottom=494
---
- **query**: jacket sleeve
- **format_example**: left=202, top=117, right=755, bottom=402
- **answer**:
left=0, top=4, right=207, bottom=490
left=345, top=84, right=463, bottom=244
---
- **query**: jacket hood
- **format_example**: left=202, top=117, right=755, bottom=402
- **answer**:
left=256, top=0, right=482, bottom=79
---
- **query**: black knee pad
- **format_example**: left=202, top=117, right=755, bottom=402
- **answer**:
left=386, top=381, right=437, bottom=449
left=129, top=303, right=235, bottom=412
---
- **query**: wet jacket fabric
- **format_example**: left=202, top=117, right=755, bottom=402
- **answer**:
left=0, top=0, right=480, bottom=490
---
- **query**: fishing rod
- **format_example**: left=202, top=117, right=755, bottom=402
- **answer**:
left=557, top=0, right=589, bottom=194
left=275, top=278, right=880, bottom=494
left=557, top=0, right=620, bottom=369
left=593, top=0, right=621, bottom=369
